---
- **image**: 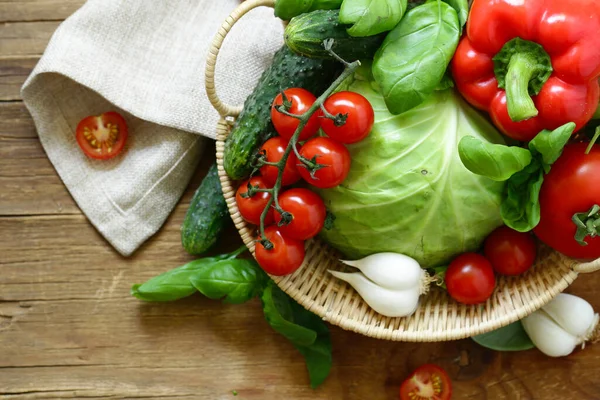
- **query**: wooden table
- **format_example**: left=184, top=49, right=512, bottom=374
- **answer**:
left=1, top=2, right=600, bottom=399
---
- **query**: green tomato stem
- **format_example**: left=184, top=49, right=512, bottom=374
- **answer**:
left=572, top=204, right=600, bottom=246
left=505, top=52, right=541, bottom=122
left=227, top=245, right=249, bottom=259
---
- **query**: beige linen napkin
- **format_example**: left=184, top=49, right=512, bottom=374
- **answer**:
left=21, top=0, right=283, bottom=256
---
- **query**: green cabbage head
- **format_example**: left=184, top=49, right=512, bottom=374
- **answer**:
left=319, top=69, right=506, bottom=267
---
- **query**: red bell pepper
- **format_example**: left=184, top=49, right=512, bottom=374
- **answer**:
left=451, top=0, right=600, bottom=141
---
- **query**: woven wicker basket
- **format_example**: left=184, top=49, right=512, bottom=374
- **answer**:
left=205, top=0, right=600, bottom=341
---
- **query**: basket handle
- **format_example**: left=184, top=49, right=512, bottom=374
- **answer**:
left=205, top=0, right=277, bottom=118
left=574, top=259, right=600, bottom=274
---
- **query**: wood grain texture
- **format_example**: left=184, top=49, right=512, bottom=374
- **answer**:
left=1, top=1, right=600, bottom=399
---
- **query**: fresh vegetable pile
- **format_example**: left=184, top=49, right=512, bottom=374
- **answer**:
left=130, top=0, right=600, bottom=391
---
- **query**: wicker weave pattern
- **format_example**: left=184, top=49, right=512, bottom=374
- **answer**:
left=207, top=0, right=600, bottom=341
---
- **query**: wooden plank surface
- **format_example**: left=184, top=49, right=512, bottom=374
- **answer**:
left=1, top=2, right=600, bottom=399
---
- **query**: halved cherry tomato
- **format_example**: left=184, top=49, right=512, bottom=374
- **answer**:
left=259, top=137, right=301, bottom=187
left=235, top=177, right=274, bottom=226
left=320, top=91, right=374, bottom=144
left=271, top=88, right=321, bottom=141
left=445, top=253, right=496, bottom=305
left=298, top=137, right=351, bottom=188
left=399, top=364, right=452, bottom=400
left=274, top=188, right=326, bottom=240
left=75, top=111, right=128, bottom=160
left=484, top=226, right=537, bottom=276
left=255, top=226, right=305, bottom=276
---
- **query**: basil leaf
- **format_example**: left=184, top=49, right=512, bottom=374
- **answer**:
left=131, top=255, right=230, bottom=302
left=189, top=259, right=267, bottom=305
left=261, top=282, right=332, bottom=388
left=372, top=1, right=460, bottom=114
left=458, top=136, right=532, bottom=181
left=528, top=122, right=575, bottom=170
left=340, top=0, right=407, bottom=37
left=472, top=321, right=535, bottom=351
left=442, top=0, right=468, bottom=29
left=500, top=160, right=544, bottom=232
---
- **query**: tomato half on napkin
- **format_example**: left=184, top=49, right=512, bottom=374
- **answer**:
left=76, top=111, right=128, bottom=160
left=400, top=364, right=452, bottom=400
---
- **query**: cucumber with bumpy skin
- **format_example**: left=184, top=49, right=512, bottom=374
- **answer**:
left=285, top=10, right=386, bottom=60
left=181, top=162, right=229, bottom=255
left=223, top=46, right=342, bottom=180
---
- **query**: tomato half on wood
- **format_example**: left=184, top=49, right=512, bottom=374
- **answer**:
left=320, top=91, right=374, bottom=144
left=534, top=142, right=600, bottom=260
left=484, top=226, right=537, bottom=276
left=75, top=111, right=128, bottom=160
left=259, top=136, right=301, bottom=187
left=274, top=188, right=326, bottom=240
left=400, top=364, right=452, bottom=400
left=298, top=137, right=351, bottom=188
left=271, top=88, right=321, bottom=141
left=255, top=226, right=305, bottom=276
left=235, top=177, right=274, bottom=226
left=445, top=253, right=496, bottom=305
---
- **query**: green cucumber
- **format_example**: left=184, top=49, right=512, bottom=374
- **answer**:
left=181, top=162, right=230, bottom=255
left=284, top=10, right=386, bottom=60
left=223, top=46, right=342, bottom=180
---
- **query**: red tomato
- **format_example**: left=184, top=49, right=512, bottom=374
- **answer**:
left=534, top=142, right=600, bottom=260
left=255, top=226, right=305, bottom=276
left=298, top=137, right=351, bottom=188
left=235, top=177, right=274, bottom=226
left=271, top=88, right=321, bottom=141
left=399, top=364, right=452, bottom=400
left=320, top=91, right=374, bottom=144
left=484, top=226, right=537, bottom=276
left=274, top=188, right=326, bottom=240
left=445, top=253, right=496, bottom=305
left=75, top=111, right=128, bottom=160
left=259, top=137, right=301, bottom=187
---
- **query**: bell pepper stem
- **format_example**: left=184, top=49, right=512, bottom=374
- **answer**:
left=505, top=53, right=540, bottom=122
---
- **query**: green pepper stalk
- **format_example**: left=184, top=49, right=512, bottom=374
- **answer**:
left=254, top=39, right=360, bottom=249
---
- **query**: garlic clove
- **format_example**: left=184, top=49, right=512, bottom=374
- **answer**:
left=329, top=270, right=420, bottom=318
left=541, top=293, right=597, bottom=338
left=522, top=310, right=580, bottom=357
left=339, top=252, right=423, bottom=290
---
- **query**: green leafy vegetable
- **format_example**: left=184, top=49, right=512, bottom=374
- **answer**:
left=472, top=321, right=535, bottom=351
left=189, top=259, right=267, bottom=304
left=275, top=0, right=343, bottom=20
left=500, top=160, right=545, bottom=232
left=339, top=0, right=407, bottom=37
left=261, top=282, right=332, bottom=388
left=372, top=1, right=460, bottom=115
left=458, top=136, right=532, bottom=181
left=320, top=66, right=506, bottom=267
left=442, top=0, right=468, bottom=29
left=528, top=122, right=575, bottom=169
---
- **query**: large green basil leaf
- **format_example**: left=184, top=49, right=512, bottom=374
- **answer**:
left=458, top=136, right=532, bottom=181
left=472, top=321, right=535, bottom=351
left=500, top=160, right=544, bottom=232
left=339, top=0, right=407, bottom=37
left=189, top=259, right=267, bottom=304
left=372, top=1, right=460, bottom=115
left=528, top=122, right=575, bottom=170
left=131, top=255, right=230, bottom=302
left=442, top=0, right=468, bottom=29
left=261, top=282, right=332, bottom=388
left=275, top=0, right=343, bottom=20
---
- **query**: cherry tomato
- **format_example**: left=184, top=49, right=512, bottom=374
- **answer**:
left=399, top=364, right=452, bottom=400
left=235, top=177, right=274, bottom=226
left=271, top=88, right=321, bottom=141
left=274, top=188, right=326, bottom=240
left=534, top=142, right=600, bottom=260
left=445, top=253, right=496, bottom=305
left=75, top=111, right=128, bottom=160
left=298, top=137, right=351, bottom=188
left=259, top=136, right=301, bottom=187
left=320, top=91, right=374, bottom=144
left=255, top=226, right=305, bottom=276
left=484, top=226, right=537, bottom=276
